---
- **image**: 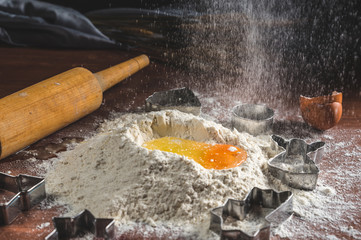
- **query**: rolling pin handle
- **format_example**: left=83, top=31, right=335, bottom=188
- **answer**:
left=0, top=54, right=149, bottom=160
left=94, top=54, right=150, bottom=92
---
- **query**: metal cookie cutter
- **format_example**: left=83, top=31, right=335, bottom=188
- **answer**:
left=210, top=187, right=293, bottom=240
left=145, top=87, right=201, bottom=115
left=45, top=209, right=115, bottom=240
left=268, top=135, right=325, bottom=190
left=0, top=172, right=46, bottom=225
left=231, top=104, right=274, bottom=136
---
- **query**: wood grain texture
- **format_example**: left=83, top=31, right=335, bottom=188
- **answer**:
left=0, top=47, right=360, bottom=240
left=0, top=54, right=149, bottom=159
left=95, top=54, right=150, bottom=92
left=0, top=67, right=103, bottom=159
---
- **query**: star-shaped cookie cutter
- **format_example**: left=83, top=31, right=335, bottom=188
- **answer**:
left=0, top=172, right=46, bottom=225
left=45, top=209, right=115, bottom=240
left=210, top=187, right=293, bottom=240
left=268, top=135, right=325, bottom=190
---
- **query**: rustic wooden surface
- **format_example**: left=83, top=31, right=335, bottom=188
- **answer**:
left=0, top=46, right=360, bottom=240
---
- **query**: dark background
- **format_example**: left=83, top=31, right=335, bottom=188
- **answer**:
left=41, top=0, right=360, bottom=93
left=40, top=0, right=177, bottom=12
left=2, top=0, right=360, bottom=94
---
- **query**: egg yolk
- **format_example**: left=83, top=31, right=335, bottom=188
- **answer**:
left=142, top=137, right=247, bottom=170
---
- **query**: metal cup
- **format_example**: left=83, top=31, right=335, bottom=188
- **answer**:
left=231, top=103, right=274, bottom=135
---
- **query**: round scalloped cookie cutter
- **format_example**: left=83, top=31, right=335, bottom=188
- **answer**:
left=231, top=104, right=274, bottom=135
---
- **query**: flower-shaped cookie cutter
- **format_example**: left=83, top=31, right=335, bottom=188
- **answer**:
left=210, top=187, right=293, bottom=240
left=0, top=172, right=46, bottom=225
left=268, top=135, right=325, bottom=190
left=45, top=209, right=115, bottom=240
left=145, top=87, right=201, bottom=115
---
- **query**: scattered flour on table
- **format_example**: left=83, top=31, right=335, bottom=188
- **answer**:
left=196, top=93, right=361, bottom=240
left=42, top=110, right=361, bottom=239
left=45, top=110, right=278, bottom=238
left=36, top=222, right=50, bottom=229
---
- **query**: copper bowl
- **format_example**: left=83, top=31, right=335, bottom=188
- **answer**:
left=300, top=91, right=342, bottom=130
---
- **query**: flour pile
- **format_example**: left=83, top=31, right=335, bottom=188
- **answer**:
left=45, top=110, right=281, bottom=238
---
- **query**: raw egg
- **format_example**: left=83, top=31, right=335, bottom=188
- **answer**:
left=142, top=137, right=247, bottom=170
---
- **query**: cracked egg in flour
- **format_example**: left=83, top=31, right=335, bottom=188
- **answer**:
left=45, top=110, right=280, bottom=239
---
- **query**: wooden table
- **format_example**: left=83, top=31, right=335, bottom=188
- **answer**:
left=0, top=46, right=360, bottom=239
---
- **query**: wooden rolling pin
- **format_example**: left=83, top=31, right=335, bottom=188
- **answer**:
left=0, top=54, right=149, bottom=160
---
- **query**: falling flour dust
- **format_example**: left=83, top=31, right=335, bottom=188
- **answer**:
left=42, top=110, right=360, bottom=239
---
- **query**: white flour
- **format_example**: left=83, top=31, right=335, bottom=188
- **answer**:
left=196, top=93, right=361, bottom=239
left=222, top=208, right=273, bottom=236
left=43, top=109, right=361, bottom=239
left=45, top=110, right=279, bottom=238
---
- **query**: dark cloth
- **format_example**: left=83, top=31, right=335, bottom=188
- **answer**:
left=0, top=0, right=120, bottom=48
